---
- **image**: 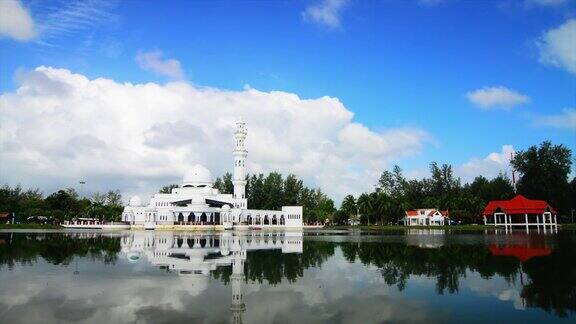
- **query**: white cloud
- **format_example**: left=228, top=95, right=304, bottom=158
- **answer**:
left=456, top=145, right=516, bottom=183
left=532, top=108, right=576, bottom=130
left=136, top=50, right=186, bottom=80
left=0, top=0, right=37, bottom=41
left=302, top=0, right=349, bottom=29
left=526, top=0, right=567, bottom=6
left=537, top=19, right=576, bottom=75
left=0, top=66, right=429, bottom=202
left=466, top=86, right=530, bottom=109
left=37, top=0, right=118, bottom=42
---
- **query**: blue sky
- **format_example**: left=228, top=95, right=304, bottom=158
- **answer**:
left=0, top=0, right=574, bottom=200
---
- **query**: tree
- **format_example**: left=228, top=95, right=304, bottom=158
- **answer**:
left=428, top=162, right=461, bottom=198
left=263, top=172, right=283, bottom=210
left=283, top=174, right=303, bottom=206
left=105, top=190, right=122, bottom=206
left=470, top=176, right=491, bottom=202
left=489, top=173, right=515, bottom=201
left=247, top=174, right=265, bottom=209
left=377, top=165, right=406, bottom=197
left=569, top=177, right=576, bottom=223
left=469, top=174, right=514, bottom=203
left=371, top=191, right=391, bottom=225
left=332, top=210, right=349, bottom=225
left=45, top=190, right=81, bottom=220
left=222, top=172, right=234, bottom=194
left=357, top=193, right=372, bottom=225
left=214, top=173, right=234, bottom=194
left=340, top=195, right=357, bottom=219
left=511, top=141, right=572, bottom=214
left=92, top=192, right=107, bottom=205
left=159, top=184, right=178, bottom=194
left=314, top=192, right=335, bottom=224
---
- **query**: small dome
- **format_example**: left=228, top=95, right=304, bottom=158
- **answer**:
left=182, top=164, right=213, bottom=187
left=129, top=196, right=142, bottom=207
left=221, top=205, right=231, bottom=212
left=126, top=252, right=141, bottom=262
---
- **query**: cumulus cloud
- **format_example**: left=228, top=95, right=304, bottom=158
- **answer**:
left=466, top=86, right=530, bottom=109
left=532, top=108, right=576, bottom=130
left=136, top=50, right=186, bottom=80
left=302, top=0, right=349, bottom=29
left=0, top=66, right=429, bottom=202
left=456, top=145, right=516, bottom=183
left=537, top=19, right=576, bottom=75
left=0, top=0, right=37, bottom=41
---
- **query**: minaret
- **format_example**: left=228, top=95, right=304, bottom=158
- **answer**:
left=233, top=117, right=248, bottom=209
left=230, top=249, right=246, bottom=324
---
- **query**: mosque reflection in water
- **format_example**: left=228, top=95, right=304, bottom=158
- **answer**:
left=0, top=229, right=575, bottom=322
left=120, top=231, right=303, bottom=324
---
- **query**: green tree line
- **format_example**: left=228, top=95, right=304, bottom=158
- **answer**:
left=0, top=186, right=124, bottom=223
left=334, top=141, right=575, bottom=225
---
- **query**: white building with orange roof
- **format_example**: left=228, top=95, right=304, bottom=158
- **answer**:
left=401, top=209, right=449, bottom=226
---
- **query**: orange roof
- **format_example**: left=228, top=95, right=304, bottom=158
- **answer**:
left=405, top=209, right=448, bottom=217
left=482, top=195, right=556, bottom=216
left=489, top=245, right=552, bottom=262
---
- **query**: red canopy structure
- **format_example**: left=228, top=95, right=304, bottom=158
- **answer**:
left=482, top=195, right=556, bottom=216
left=489, top=246, right=552, bottom=262
left=481, top=195, right=557, bottom=228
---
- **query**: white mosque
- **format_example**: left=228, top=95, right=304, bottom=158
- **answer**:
left=122, top=119, right=303, bottom=230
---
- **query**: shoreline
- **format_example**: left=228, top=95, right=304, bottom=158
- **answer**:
left=2, top=223, right=575, bottom=231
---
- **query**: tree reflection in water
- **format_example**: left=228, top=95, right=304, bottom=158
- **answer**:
left=0, top=232, right=121, bottom=268
left=0, top=230, right=574, bottom=318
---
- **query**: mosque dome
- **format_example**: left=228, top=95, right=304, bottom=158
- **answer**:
left=182, top=164, right=213, bottom=187
left=129, top=196, right=142, bottom=207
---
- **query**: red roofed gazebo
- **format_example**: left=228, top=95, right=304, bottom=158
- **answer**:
left=482, top=195, right=557, bottom=228
left=488, top=245, right=552, bottom=262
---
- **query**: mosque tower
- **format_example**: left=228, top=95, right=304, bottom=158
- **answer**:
left=230, top=249, right=246, bottom=324
left=233, top=117, right=248, bottom=209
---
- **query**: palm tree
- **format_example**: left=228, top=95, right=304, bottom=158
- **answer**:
left=372, top=192, right=390, bottom=226
left=341, top=195, right=357, bottom=218
left=357, top=193, right=372, bottom=225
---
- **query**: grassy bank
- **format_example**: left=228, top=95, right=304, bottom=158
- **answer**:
left=325, top=225, right=503, bottom=231
left=326, top=224, right=576, bottom=231
left=560, top=223, right=576, bottom=230
left=0, top=224, right=63, bottom=230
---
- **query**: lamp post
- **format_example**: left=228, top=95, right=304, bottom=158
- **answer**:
left=79, top=181, right=86, bottom=198
left=74, top=259, right=79, bottom=275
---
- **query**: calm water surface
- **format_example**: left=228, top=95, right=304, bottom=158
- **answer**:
left=0, top=229, right=574, bottom=323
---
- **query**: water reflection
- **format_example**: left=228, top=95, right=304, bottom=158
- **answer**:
left=0, top=229, right=574, bottom=323
left=120, top=231, right=303, bottom=323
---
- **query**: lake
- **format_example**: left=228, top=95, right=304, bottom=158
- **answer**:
left=0, top=229, right=574, bottom=323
